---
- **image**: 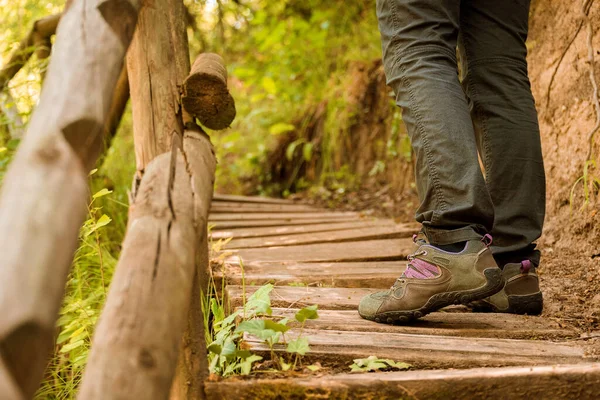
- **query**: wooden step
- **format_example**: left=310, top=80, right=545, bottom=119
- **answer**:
left=243, top=328, right=586, bottom=368
left=209, top=218, right=361, bottom=229
left=210, top=220, right=411, bottom=239
left=226, top=238, right=415, bottom=264
left=267, top=308, right=576, bottom=340
left=210, top=202, right=319, bottom=213
left=213, top=194, right=297, bottom=205
left=205, top=363, right=600, bottom=400
left=224, top=225, right=415, bottom=249
left=227, top=286, right=378, bottom=310
left=216, top=261, right=404, bottom=288
left=208, top=211, right=359, bottom=221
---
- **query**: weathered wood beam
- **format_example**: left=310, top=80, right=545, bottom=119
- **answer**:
left=182, top=53, right=236, bottom=130
left=78, top=129, right=216, bottom=399
left=0, top=14, right=61, bottom=91
left=205, top=363, right=600, bottom=400
left=0, top=0, right=140, bottom=398
left=126, top=0, right=190, bottom=173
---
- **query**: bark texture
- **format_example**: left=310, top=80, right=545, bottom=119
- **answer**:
left=0, top=0, right=140, bottom=399
left=182, top=53, right=236, bottom=130
left=78, top=129, right=215, bottom=399
left=127, top=0, right=190, bottom=172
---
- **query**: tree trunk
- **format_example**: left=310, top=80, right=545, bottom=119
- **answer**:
left=126, top=0, right=190, bottom=173
left=0, top=0, right=140, bottom=398
left=0, top=14, right=61, bottom=90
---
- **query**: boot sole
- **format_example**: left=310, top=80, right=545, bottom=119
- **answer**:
left=472, top=292, right=543, bottom=315
left=360, top=268, right=504, bottom=324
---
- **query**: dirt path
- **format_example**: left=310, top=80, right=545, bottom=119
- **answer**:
left=207, top=194, right=600, bottom=399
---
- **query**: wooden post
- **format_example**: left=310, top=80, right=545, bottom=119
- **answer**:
left=126, top=0, right=190, bottom=173
left=77, top=131, right=215, bottom=399
left=0, top=0, right=140, bottom=399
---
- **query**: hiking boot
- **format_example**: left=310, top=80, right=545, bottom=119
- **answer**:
left=470, top=260, right=543, bottom=315
left=358, top=236, right=504, bottom=324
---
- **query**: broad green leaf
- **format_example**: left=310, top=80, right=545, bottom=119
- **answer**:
left=269, top=122, right=295, bottom=136
left=208, top=343, right=222, bottom=355
left=245, top=284, right=273, bottom=315
left=306, top=364, right=321, bottom=372
left=85, top=214, right=112, bottom=237
left=286, top=337, right=310, bottom=355
left=264, top=319, right=290, bottom=333
left=0, top=147, right=6, bottom=153
left=92, top=188, right=113, bottom=199
left=240, top=355, right=263, bottom=375
left=295, top=305, right=319, bottom=323
left=280, top=361, right=292, bottom=371
left=236, top=320, right=278, bottom=341
left=88, top=168, right=98, bottom=176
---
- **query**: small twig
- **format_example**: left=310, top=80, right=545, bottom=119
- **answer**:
left=545, top=22, right=585, bottom=109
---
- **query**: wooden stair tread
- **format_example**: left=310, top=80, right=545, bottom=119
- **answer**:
left=223, top=225, right=415, bottom=249
left=210, top=203, right=320, bottom=213
left=210, top=220, right=412, bottom=239
left=209, top=218, right=361, bottom=229
left=209, top=211, right=359, bottom=221
left=272, top=308, right=575, bottom=339
left=226, top=238, right=415, bottom=263
left=213, top=194, right=298, bottom=205
left=227, top=286, right=388, bottom=310
left=205, top=363, right=600, bottom=400
left=243, top=328, right=585, bottom=368
left=216, top=261, right=405, bottom=288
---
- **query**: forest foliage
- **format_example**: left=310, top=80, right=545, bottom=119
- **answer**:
left=0, top=0, right=384, bottom=397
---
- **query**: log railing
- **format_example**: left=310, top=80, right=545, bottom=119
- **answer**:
left=0, top=0, right=142, bottom=398
left=0, top=0, right=235, bottom=398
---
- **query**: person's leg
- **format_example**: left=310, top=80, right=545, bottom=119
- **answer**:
left=358, top=0, right=504, bottom=324
left=458, top=0, right=544, bottom=314
left=458, top=0, right=545, bottom=265
left=377, top=0, right=494, bottom=246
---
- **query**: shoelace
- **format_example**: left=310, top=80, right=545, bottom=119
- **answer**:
left=390, top=249, right=433, bottom=289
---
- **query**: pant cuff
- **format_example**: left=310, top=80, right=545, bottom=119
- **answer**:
left=422, top=225, right=483, bottom=246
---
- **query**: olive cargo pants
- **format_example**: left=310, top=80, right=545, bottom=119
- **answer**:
left=376, top=0, right=545, bottom=264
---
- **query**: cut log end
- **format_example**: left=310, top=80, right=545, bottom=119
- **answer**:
left=182, top=53, right=236, bottom=131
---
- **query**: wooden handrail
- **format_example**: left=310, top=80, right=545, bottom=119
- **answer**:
left=0, top=0, right=141, bottom=398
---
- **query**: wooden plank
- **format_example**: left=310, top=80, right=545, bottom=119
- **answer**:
left=224, top=225, right=415, bottom=249
left=217, top=261, right=404, bottom=288
left=209, top=211, right=358, bottom=221
left=210, top=220, right=407, bottom=239
left=243, top=329, right=586, bottom=369
left=210, top=202, right=319, bottom=213
left=266, top=308, right=576, bottom=340
left=227, top=286, right=378, bottom=310
left=205, top=363, right=600, bottom=400
left=213, top=194, right=298, bottom=205
left=210, top=218, right=362, bottom=229
left=226, top=238, right=415, bottom=264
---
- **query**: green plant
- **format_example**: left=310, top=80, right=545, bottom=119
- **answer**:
left=202, top=277, right=320, bottom=376
left=349, top=356, right=411, bottom=373
left=570, top=159, right=600, bottom=211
